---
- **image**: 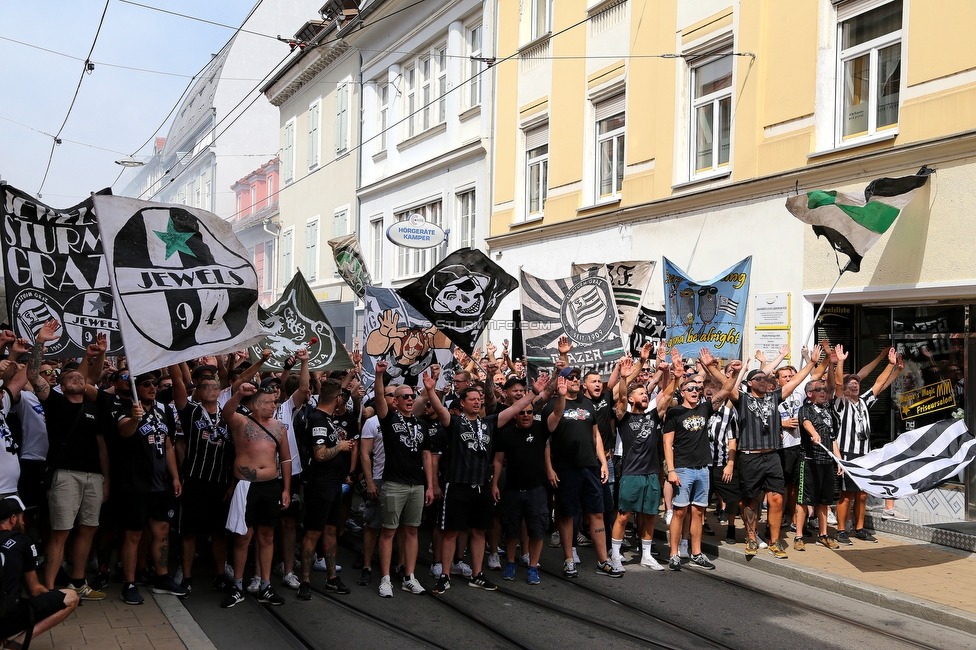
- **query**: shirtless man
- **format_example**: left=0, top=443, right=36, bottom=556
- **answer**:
left=220, top=379, right=292, bottom=608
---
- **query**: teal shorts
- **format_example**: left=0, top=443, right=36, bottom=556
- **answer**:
left=617, top=474, right=661, bottom=515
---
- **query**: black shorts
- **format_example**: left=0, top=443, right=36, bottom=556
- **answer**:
left=17, top=459, right=47, bottom=510
left=118, top=490, right=175, bottom=531
left=246, top=479, right=282, bottom=529
left=499, top=487, right=549, bottom=540
left=441, top=483, right=494, bottom=531
left=737, top=451, right=785, bottom=500
left=839, top=452, right=864, bottom=493
left=780, top=447, right=804, bottom=485
left=800, top=460, right=837, bottom=506
left=177, top=478, right=230, bottom=536
left=710, top=465, right=740, bottom=504
left=304, top=485, right=343, bottom=531
left=282, top=476, right=302, bottom=518
left=554, top=467, right=604, bottom=517
left=0, top=590, right=68, bottom=638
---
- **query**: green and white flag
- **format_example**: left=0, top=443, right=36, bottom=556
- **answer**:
left=328, top=234, right=372, bottom=299
left=785, top=166, right=933, bottom=272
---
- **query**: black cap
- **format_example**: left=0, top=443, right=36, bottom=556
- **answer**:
left=746, top=370, right=766, bottom=381
left=134, top=370, right=161, bottom=384
left=260, top=376, right=282, bottom=388
left=0, top=495, right=26, bottom=519
left=191, top=364, right=218, bottom=380
left=502, top=375, right=527, bottom=390
left=559, top=367, right=581, bottom=378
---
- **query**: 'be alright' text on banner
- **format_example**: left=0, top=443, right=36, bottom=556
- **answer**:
left=663, top=256, right=751, bottom=360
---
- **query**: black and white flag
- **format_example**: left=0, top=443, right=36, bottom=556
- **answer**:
left=830, top=418, right=976, bottom=499
left=1, top=185, right=123, bottom=357
left=571, top=261, right=653, bottom=335
left=93, top=195, right=265, bottom=374
left=397, top=248, right=517, bottom=354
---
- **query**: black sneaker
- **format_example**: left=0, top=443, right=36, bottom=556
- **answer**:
left=213, top=575, right=232, bottom=592
left=725, top=526, right=736, bottom=544
left=152, top=574, right=189, bottom=597
left=594, top=560, right=622, bottom=578
left=220, top=586, right=245, bottom=608
left=690, top=553, right=716, bottom=570
left=433, top=575, right=451, bottom=595
left=91, top=570, right=110, bottom=591
left=325, top=576, right=351, bottom=594
left=853, top=528, right=878, bottom=543
left=576, top=532, right=593, bottom=548
left=836, top=530, right=853, bottom=546
left=298, top=582, right=312, bottom=601
left=668, top=555, right=681, bottom=571
left=121, top=582, right=144, bottom=605
left=703, top=522, right=715, bottom=536
left=258, top=584, right=285, bottom=605
left=468, top=572, right=498, bottom=590
left=135, top=566, right=154, bottom=586
left=358, top=567, right=372, bottom=586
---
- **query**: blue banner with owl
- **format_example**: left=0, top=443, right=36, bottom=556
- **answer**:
left=663, top=256, right=751, bottom=360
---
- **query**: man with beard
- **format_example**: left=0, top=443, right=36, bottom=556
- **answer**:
left=797, top=378, right=843, bottom=550
left=611, top=355, right=674, bottom=572
left=27, top=320, right=108, bottom=600
left=220, top=381, right=292, bottom=608
left=663, top=349, right=740, bottom=571
left=116, top=369, right=185, bottom=604
left=0, top=496, right=79, bottom=648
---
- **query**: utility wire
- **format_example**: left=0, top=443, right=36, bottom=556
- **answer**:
left=117, top=0, right=279, bottom=42
left=36, top=0, right=111, bottom=197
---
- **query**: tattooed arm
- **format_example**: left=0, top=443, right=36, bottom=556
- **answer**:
left=25, top=318, right=60, bottom=402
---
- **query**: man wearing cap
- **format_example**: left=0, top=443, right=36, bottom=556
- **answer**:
left=26, top=320, right=108, bottom=601
left=0, top=496, right=79, bottom=649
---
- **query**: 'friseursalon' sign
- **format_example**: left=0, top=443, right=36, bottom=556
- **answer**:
left=386, top=214, right=445, bottom=249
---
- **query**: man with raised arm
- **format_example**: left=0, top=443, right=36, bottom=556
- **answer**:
left=220, top=379, right=291, bottom=608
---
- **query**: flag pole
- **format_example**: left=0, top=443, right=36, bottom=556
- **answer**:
left=804, top=260, right=851, bottom=347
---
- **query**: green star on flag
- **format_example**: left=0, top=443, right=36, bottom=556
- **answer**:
left=153, top=218, right=196, bottom=259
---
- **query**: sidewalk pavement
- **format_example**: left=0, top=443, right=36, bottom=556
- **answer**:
left=25, top=581, right=213, bottom=650
left=661, top=510, right=976, bottom=636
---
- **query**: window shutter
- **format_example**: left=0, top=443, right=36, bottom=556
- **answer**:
left=525, top=124, right=549, bottom=150
left=595, top=93, right=626, bottom=121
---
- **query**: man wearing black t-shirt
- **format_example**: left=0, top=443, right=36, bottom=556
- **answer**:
left=298, top=379, right=354, bottom=599
left=492, top=375, right=568, bottom=585
left=664, top=349, right=740, bottom=571
left=0, top=496, right=79, bottom=648
left=372, top=362, right=435, bottom=599
left=420, top=370, right=547, bottom=594
left=797, top=378, right=843, bottom=550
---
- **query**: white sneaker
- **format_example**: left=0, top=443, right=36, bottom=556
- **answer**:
left=450, top=560, right=473, bottom=578
left=401, top=575, right=425, bottom=595
left=549, top=531, right=561, bottom=548
left=487, top=553, right=501, bottom=570
left=273, top=561, right=285, bottom=577
left=609, top=553, right=626, bottom=573
left=429, top=562, right=443, bottom=578
left=378, top=576, right=393, bottom=598
left=664, top=510, right=673, bottom=525
left=519, top=553, right=530, bottom=566
left=827, top=510, right=838, bottom=526
left=173, top=567, right=184, bottom=585
left=882, top=508, right=910, bottom=522
left=572, top=548, right=581, bottom=565
left=640, top=556, right=665, bottom=571
left=246, top=575, right=262, bottom=594
left=755, top=533, right=768, bottom=549
left=224, top=562, right=235, bottom=581
left=282, top=572, right=300, bottom=589
left=313, top=557, right=328, bottom=572
left=678, top=540, right=690, bottom=559
left=345, top=518, right=363, bottom=532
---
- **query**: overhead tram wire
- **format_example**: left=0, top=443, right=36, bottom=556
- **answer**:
left=117, top=0, right=279, bottom=42
left=36, top=0, right=111, bottom=198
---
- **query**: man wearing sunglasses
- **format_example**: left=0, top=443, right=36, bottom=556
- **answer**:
left=663, top=348, right=740, bottom=571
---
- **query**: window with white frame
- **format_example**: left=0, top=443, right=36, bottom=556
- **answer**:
left=250, top=185, right=256, bottom=211
left=378, top=83, right=389, bottom=151
left=333, top=209, right=348, bottom=278
left=308, top=100, right=321, bottom=168
left=690, top=51, right=732, bottom=176
left=335, top=83, right=349, bottom=153
left=595, top=94, right=625, bottom=199
left=305, top=218, right=319, bottom=281
left=283, top=120, right=296, bottom=183
left=436, top=46, right=447, bottom=124
left=467, top=25, right=483, bottom=108
left=281, top=228, right=294, bottom=283
left=205, top=181, right=212, bottom=210
left=195, top=186, right=201, bottom=208
left=405, top=66, right=417, bottom=138
left=371, top=218, right=384, bottom=282
left=524, top=125, right=548, bottom=221
left=531, top=0, right=552, bottom=40
left=265, top=176, right=273, bottom=203
left=394, top=201, right=442, bottom=278
left=837, top=0, right=902, bottom=143
left=420, top=57, right=432, bottom=132
left=456, top=190, right=476, bottom=249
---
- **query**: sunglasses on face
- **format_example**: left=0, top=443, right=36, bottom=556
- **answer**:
left=518, top=409, right=533, bottom=415
left=397, top=394, right=415, bottom=400
left=257, top=386, right=277, bottom=394
left=119, top=374, right=130, bottom=382
left=138, top=380, right=157, bottom=388
left=682, top=385, right=701, bottom=393
left=40, top=369, right=58, bottom=377
left=809, top=387, right=827, bottom=393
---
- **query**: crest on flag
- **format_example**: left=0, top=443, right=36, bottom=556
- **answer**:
left=363, top=287, right=453, bottom=389
left=520, top=266, right=624, bottom=380
left=663, top=257, right=751, bottom=360
left=571, top=261, right=653, bottom=335
left=397, top=248, right=518, bottom=354
left=94, top=195, right=265, bottom=374
left=327, top=234, right=372, bottom=299
left=1, top=185, right=122, bottom=357
left=248, top=270, right=352, bottom=371
left=629, top=307, right=666, bottom=357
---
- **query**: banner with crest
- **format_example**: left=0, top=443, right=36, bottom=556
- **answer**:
left=520, top=266, right=625, bottom=380
left=248, top=270, right=352, bottom=371
left=571, top=261, right=653, bottom=336
left=663, top=256, right=751, bottom=360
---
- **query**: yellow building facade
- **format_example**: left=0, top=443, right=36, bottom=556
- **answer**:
left=488, top=0, right=976, bottom=524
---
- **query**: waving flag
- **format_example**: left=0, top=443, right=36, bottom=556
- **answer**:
left=327, top=234, right=372, bottom=299
left=397, top=248, right=517, bottom=354
left=830, top=418, right=976, bottom=499
left=572, top=261, right=653, bottom=335
left=93, top=195, right=265, bottom=374
left=786, top=166, right=933, bottom=272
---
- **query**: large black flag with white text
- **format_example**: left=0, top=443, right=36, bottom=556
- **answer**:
left=397, top=248, right=517, bottom=354
left=830, top=418, right=976, bottom=499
